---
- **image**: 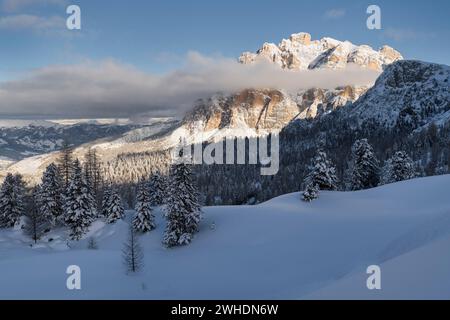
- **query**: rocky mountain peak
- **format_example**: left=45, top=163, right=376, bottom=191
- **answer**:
left=239, top=32, right=403, bottom=72
left=182, top=33, right=404, bottom=139
left=289, top=32, right=312, bottom=45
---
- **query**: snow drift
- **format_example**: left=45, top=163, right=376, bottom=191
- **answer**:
left=0, top=175, right=450, bottom=299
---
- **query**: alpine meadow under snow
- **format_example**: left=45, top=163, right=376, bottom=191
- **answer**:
left=0, top=175, right=450, bottom=300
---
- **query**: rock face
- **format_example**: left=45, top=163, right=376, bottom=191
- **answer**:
left=295, top=86, right=369, bottom=119
left=183, top=86, right=369, bottom=136
left=184, top=90, right=300, bottom=134
left=239, top=32, right=403, bottom=72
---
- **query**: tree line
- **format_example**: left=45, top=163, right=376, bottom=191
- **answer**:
left=302, top=139, right=417, bottom=201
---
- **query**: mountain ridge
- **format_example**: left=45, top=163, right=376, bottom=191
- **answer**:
left=239, top=32, right=403, bottom=71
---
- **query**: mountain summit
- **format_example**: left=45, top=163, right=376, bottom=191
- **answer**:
left=182, top=34, right=403, bottom=137
left=239, top=32, right=403, bottom=71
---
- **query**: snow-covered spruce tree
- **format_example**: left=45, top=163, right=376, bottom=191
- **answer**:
left=24, top=186, right=50, bottom=244
left=83, top=148, right=102, bottom=206
left=58, top=139, right=74, bottom=191
left=148, top=172, right=167, bottom=206
left=14, top=174, right=26, bottom=215
left=304, top=150, right=339, bottom=192
left=163, top=163, right=202, bottom=248
left=303, top=183, right=319, bottom=202
left=100, top=184, right=112, bottom=218
left=64, top=159, right=97, bottom=240
left=122, top=224, right=144, bottom=274
left=381, top=151, right=416, bottom=185
left=133, top=180, right=155, bottom=233
left=350, top=139, right=380, bottom=190
left=0, top=173, right=26, bottom=228
left=39, top=163, right=64, bottom=226
left=82, top=161, right=99, bottom=216
left=105, top=188, right=124, bottom=224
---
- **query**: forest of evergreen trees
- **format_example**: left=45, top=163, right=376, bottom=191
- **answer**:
left=0, top=144, right=202, bottom=250
left=190, top=109, right=450, bottom=205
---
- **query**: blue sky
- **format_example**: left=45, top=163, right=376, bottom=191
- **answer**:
left=0, top=0, right=449, bottom=78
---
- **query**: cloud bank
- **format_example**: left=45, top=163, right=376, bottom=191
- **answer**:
left=1, top=0, right=66, bottom=12
left=0, top=14, right=64, bottom=30
left=0, top=52, right=380, bottom=118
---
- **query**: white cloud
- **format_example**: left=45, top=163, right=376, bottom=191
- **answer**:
left=2, top=0, right=66, bottom=12
left=384, top=28, right=437, bottom=42
left=0, top=14, right=64, bottom=31
left=0, top=53, right=380, bottom=118
left=324, top=8, right=346, bottom=19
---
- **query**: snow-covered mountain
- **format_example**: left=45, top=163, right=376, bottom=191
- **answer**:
left=239, top=32, right=403, bottom=71
left=180, top=32, right=402, bottom=138
left=0, top=32, right=408, bottom=184
left=349, top=60, right=450, bottom=129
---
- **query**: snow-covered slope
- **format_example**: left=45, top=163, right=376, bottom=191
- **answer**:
left=349, top=60, right=450, bottom=129
left=306, top=235, right=450, bottom=300
left=1, top=175, right=449, bottom=299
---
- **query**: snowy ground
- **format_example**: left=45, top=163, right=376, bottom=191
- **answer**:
left=1, top=175, right=450, bottom=300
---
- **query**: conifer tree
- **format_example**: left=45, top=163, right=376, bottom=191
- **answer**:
left=39, top=163, right=64, bottom=226
left=148, top=172, right=166, bottom=206
left=304, top=150, right=339, bottom=191
left=0, top=173, right=26, bottom=228
left=105, top=188, right=124, bottom=224
left=133, top=180, right=155, bottom=233
left=163, top=163, right=201, bottom=247
left=64, top=159, right=96, bottom=240
left=24, top=186, right=50, bottom=243
left=59, top=139, right=73, bottom=190
left=350, top=139, right=380, bottom=190
left=84, top=148, right=102, bottom=207
left=100, top=185, right=113, bottom=218
left=302, top=183, right=319, bottom=202
left=122, top=224, right=144, bottom=274
left=381, top=151, right=416, bottom=185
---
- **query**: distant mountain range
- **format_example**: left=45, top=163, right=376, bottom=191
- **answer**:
left=0, top=121, right=138, bottom=161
